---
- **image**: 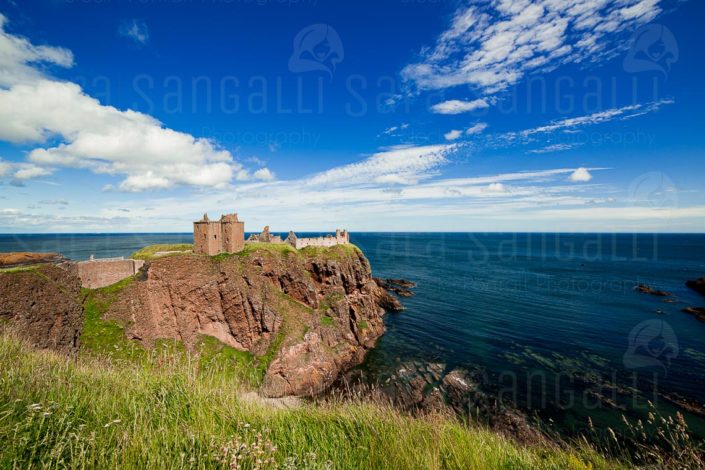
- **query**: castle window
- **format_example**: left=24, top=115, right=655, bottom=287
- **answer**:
left=214, top=235, right=217, bottom=239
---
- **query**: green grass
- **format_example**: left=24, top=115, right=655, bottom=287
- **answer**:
left=0, top=264, right=43, bottom=274
left=0, top=333, right=619, bottom=469
left=320, top=316, right=335, bottom=327
left=318, top=292, right=344, bottom=314
left=235, top=242, right=360, bottom=261
left=239, top=242, right=298, bottom=257
left=80, top=276, right=147, bottom=361
left=299, top=243, right=361, bottom=259
left=130, top=244, right=193, bottom=261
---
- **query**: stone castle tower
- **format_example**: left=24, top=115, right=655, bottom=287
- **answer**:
left=193, top=212, right=245, bottom=256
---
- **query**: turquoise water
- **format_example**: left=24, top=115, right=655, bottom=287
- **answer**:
left=2, top=232, right=705, bottom=435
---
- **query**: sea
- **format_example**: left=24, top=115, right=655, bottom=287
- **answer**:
left=2, top=232, right=705, bottom=436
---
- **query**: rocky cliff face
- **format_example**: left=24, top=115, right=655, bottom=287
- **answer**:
left=0, top=263, right=83, bottom=353
left=106, top=245, right=397, bottom=397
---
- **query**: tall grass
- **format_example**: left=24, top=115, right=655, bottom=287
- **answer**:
left=0, top=333, right=616, bottom=469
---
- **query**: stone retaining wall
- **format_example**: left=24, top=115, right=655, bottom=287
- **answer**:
left=77, top=258, right=145, bottom=289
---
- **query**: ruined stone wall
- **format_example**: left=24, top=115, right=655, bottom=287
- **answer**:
left=77, top=258, right=145, bottom=289
left=221, top=220, right=245, bottom=253
left=194, top=221, right=221, bottom=255
left=294, top=236, right=347, bottom=249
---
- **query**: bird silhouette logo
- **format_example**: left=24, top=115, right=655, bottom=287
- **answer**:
left=624, top=24, right=678, bottom=78
left=289, top=24, right=344, bottom=79
left=623, top=319, right=678, bottom=375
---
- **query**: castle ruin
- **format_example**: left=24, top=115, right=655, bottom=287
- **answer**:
left=284, top=229, right=349, bottom=249
left=247, top=225, right=283, bottom=244
left=193, top=212, right=349, bottom=254
left=193, top=212, right=245, bottom=256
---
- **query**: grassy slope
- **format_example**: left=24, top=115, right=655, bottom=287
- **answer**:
left=0, top=244, right=625, bottom=468
left=0, top=334, right=616, bottom=469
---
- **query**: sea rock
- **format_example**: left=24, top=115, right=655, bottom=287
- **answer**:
left=0, top=252, right=65, bottom=268
left=682, top=307, right=705, bottom=322
left=105, top=246, right=395, bottom=397
left=686, top=276, right=705, bottom=297
left=373, top=277, right=416, bottom=301
left=375, top=288, right=405, bottom=311
left=634, top=284, right=672, bottom=297
left=387, top=279, right=417, bottom=289
left=0, top=262, right=83, bottom=353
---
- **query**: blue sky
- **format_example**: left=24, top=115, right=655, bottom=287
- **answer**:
left=0, top=0, right=703, bottom=232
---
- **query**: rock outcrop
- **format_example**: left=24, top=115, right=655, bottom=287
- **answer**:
left=0, top=262, right=83, bottom=353
left=634, top=284, right=672, bottom=297
left=686, top=276, right=705, bottom=297
left=682, top=307, right=705, bottom=322
left=336, top=361, right=546, bottom=444
left=0, top=252, right=66, bottom=268
left=105, top=245, right=396, bottom=397
left=374, top=278, right=416, bottom=298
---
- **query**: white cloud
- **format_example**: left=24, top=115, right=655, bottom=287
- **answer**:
left=254, top=168, right=275, bottom=181
left=0, top=79, right=237, bottom=190
left=119, top=19, right=150, bottom=45
left=485, top=182, right=506, bottom=192
left=0, top=158, right=10, bottom=177
left=307, top=144, right=456, bottom=186
left=382, top=123, right=410, bottom=136
left=569, top=167, right=592, bottom=182
left=13, top=164, right=52, bottom=180
left=431, top=98, right=489, bottom=114
left=0, top=15, right=263, bottom=192
left=0, top=158, right=53, bottom=182
left=465, top=122, right=488, bottom=135
left=402, top=0, right=665, bottom=93
left=444, top=129, right=462, bottom=141
left=528, top=143, right=579, bottom=154
left=515, top=100, right=673, bottom=138
left=0, top=13, right=73, bottom=87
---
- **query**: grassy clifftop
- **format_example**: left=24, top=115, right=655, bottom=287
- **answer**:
left=0, top=333, right=615, bottom=469
left=130, top=244, right=193, bottom=261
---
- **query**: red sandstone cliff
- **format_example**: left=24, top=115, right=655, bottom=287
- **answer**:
left=0, top=263, right=83, bottom=353
left=105, top=245, right=400, bottom=397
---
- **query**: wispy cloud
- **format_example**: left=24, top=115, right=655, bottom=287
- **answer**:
left=50, top=165, right=626, bottom=233
left=431, top=98, right=489, bottom=114
left=0, top=13, right=73, bottom=87
left=119, top=19, right=150, bottom=45
left=306, top=144, right=457, bottom=186
left=444, top=130, right=462, bottom=141
left=381, top=123, right=409, bottom=136
left=402, top=0, right=664, bottom=94
left=528, top=143, right=580, bottom=154
left=513, top=99, right=674, bottom=138
left=0, top=158, right=54, bottom=184
left=465, top=122, right=488, bottom=136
